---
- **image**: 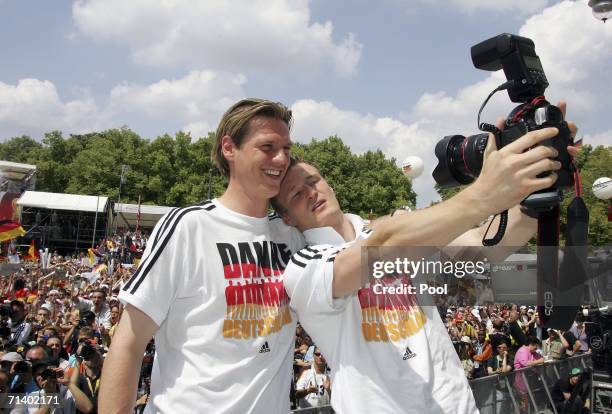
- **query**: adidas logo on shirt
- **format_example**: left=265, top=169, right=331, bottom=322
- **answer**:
left=402, top=346, right=416, bottom=360
left=259, top=341, right=271, bottom=354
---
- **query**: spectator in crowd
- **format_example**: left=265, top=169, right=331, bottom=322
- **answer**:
left=295, top=347, right=331, bottom=408
left=542, top=328, right=569, bottom=361
left=472, top=331, right=492, bottom=379
left=68, top=342, right=104, bottom=414
left=47, top=335, right=70, bottom=370
left=34, top=305, right=52, bottom=332
left=514, top=337, right=544, bottom=411
left=551, top=368, right=590, bottom=413
left=569, top=314, right=591, bottom=354
left=8, top=300, right=31, bottom=348
left=107, top=305, right=121, bottom=345
left=26, top=360, right=75, bottom=413
left=486, top=342, right=514, bottom=413
left=71, top=289, right=111, bottom=332
left=459, top=336, right=476, bottom=379
left=487, top=342, right=513, bottom=375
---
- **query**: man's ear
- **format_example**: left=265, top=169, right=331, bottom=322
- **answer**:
left=280, top=213, right=296, bottom=227
left=221, top=135, right=237, bottom=164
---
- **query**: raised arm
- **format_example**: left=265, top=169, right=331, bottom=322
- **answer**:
left=99, top=304, right=158, bottom=414
left=331, top=126, right=561, bottom=298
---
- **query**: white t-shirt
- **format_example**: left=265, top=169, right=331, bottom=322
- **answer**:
left=296, top=366, right=331, bottom=408
left=283, top=214, right=479, bottom=414
left=119, top=200, right=304, bottom=414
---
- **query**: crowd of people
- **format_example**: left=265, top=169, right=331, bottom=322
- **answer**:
left=0, top=235, right=150, bottom=413
left=2, top=236, right=593, bottom=412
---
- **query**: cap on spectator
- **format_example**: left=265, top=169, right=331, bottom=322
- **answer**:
left=48, top=289, right=59, bottom=295
left=527, top=308, right=535, bottom=314
left=520, top=305, right=527, bottom=310
left=471, top=309, right=480, bottom=318
left=460, top=336, right=471, bottom=344
left=10, top=299, right=25, bottom=309
left=1, top=352, right=24, bottom=362
left=40, top=303, right=53, bottom=313
left=569, top=368, right=583, bottom=378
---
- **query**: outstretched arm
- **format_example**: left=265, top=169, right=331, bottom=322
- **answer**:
left=331, top=126, right=561, bottom=298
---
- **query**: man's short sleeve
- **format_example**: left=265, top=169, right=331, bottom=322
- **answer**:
left=283, top=245, right=348, bottom=316
left=118, top=210, right=190, bottom=326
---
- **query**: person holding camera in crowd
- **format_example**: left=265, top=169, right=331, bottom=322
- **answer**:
left=67, top=340, right=104, bottom=414
left=25, top=360, right=74, bottom=414
left=551, top=368, right=590, bottom=413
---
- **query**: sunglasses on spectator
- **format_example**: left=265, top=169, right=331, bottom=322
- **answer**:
left=314, top=352, right=321, bottom=356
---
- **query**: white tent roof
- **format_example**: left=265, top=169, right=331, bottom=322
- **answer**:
left=115, top=203, right=173, bottom=229
left=17, top=191, right=109, bottom=213
left=0, top=160, right=36, bottom=181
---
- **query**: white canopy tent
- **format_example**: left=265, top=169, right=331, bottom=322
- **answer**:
left=114, top=203, right=172, bottom=230
left=16, top=191, right=109, bottom=213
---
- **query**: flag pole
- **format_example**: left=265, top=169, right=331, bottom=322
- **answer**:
left=136, top=195, right=141, bottom=236
left=92, top=196, right=100, bottom=248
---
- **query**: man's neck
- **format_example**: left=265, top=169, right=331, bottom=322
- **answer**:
left=330, top=214, right=356, bottom=242
left=218, top=182, right=269, bottom=218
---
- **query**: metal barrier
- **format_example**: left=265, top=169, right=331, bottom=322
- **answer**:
left=292, top=406, right=333, bottom=414
left=470, top=354, right=593, bottom=414
left=291, top=354, right=593, bottom=414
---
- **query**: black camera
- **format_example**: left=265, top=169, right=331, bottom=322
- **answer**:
left=40, top=368, right=62, bottom=380
left=433, top=33, right=574, bottom=212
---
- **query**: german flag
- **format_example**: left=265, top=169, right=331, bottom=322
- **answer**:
left=24, top=239, right=39, bottom=261
left=0, top=220, right=25, bottom=242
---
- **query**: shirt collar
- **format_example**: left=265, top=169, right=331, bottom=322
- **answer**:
left=302, top=213, right=366, bottom=245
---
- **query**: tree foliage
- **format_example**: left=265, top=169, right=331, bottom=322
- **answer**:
left=1, top=130, right=412, bottom=218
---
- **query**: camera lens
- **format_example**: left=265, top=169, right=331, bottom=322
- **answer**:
left=433, top=133, right=489, bottom=187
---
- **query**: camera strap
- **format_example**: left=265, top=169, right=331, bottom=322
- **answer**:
left=537, top=165, right=589, bottom=330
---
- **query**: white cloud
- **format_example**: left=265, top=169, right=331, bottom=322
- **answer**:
left=583, top=130, right=612, bottom=148
left=72, top=0, right=362, bottom=76
left=108, top=70, right=246, bottom=123
left=0, top=78, right=108, bottom=139
left=399, top=0, right=551, bottom=15
left=0, top=70, right=246, bottom=141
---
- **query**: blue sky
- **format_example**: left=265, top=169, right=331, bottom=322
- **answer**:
left=1, top=0, right=610, bottom=206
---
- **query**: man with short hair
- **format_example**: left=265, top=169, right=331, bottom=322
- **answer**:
left=271, top=138, right=574, bottom=413
left=8, top=300, right=31, bottom=347
left=100, top=98, right=304, bottom=413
